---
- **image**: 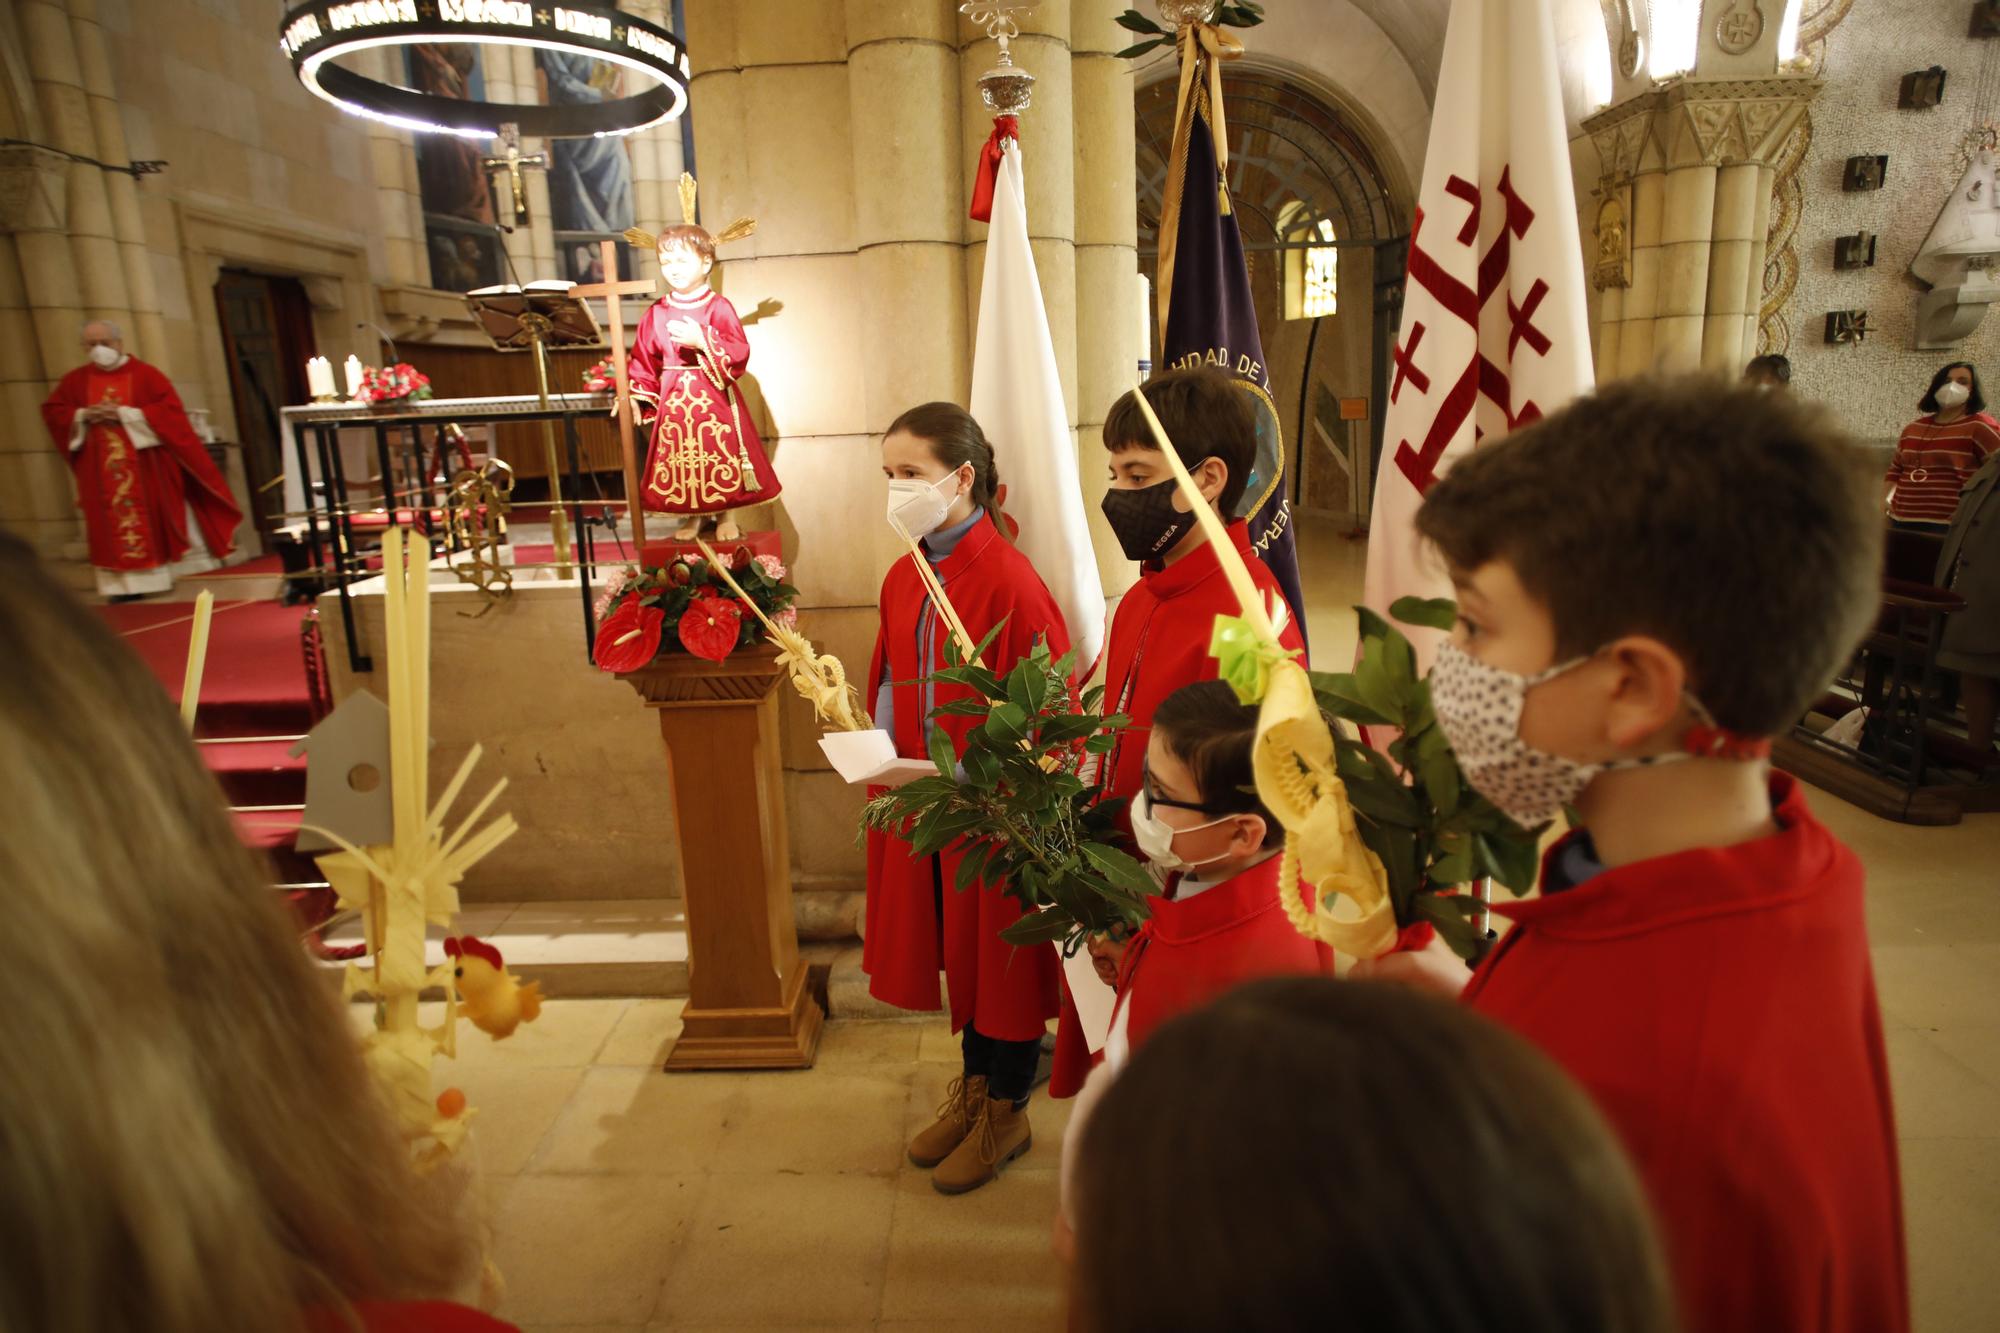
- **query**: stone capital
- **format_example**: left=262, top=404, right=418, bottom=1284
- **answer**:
left=0, top=143, right=69, bottom=234
left=1584, top=75, right=1821, bottom=181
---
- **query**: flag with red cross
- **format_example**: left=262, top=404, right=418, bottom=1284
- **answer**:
left=1363, top=0, right=1596, bottom=667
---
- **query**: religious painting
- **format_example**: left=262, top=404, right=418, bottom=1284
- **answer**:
left=555, top=233, right=637, bottom=285
left=538, top=47, right=638, bottom=280
left=405, top=45, right=503, bottom=292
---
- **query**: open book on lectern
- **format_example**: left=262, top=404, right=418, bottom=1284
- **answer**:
left=463, top=281, right=605, bottom=353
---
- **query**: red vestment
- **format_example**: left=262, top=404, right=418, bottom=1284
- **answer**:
left=1467, top=775, right=1908, bottom=1333
left=40, top=357, right=241, bottom=574
left=864, top=513, right=1066, bottom=1041
left=1049, top=521, right=1304, bottom=1095
left=1108, top=855, right=1330, bottom=1056
left=306, top=1300, right=518, bottom=1332
left=627, top=288, right=780, bottom=516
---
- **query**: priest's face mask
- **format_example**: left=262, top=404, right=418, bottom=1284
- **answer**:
left=658, top=241, right=712, bottom=296
left=81, top=322, right=123, bottom=366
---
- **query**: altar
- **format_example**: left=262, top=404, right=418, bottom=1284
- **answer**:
left=279, top=392, right=619, bottom=670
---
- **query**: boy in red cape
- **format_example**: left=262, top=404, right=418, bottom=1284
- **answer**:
left=1401, top=376, right=1905, bottom=1332
left=1106, top=679, right=1331, bottom=1059
left=41, top=321, right=240, bottom=600
left=1049, top=366, right=1304, bottom=1097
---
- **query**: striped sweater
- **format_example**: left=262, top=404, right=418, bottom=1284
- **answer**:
left=1887, top=411, right=2000, bottom=526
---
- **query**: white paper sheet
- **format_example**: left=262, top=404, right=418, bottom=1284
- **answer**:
left=1061, top=940, right=1117, bottom=1055
left=819, top=730, right=941, bottom=788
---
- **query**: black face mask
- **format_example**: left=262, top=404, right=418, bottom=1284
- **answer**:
left=1100, top=477, right=1198, bottom=563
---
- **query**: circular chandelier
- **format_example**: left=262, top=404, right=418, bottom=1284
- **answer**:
left=278, top=1, right=690, bottom=140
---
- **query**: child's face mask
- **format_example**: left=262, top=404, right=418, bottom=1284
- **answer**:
left=1427, top=641, right=1766, bottom=828
left=885, top=466, right=968, bottom=540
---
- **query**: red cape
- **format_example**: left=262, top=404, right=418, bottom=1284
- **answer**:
left=1467, top=775, right=1908, bottom=1333
left=306, top=1301, right=518, bottom=1332
left=863, top=513, right=1066, bottom=1041
left=1049, top=522, right=1304, bottom=1096
left=1110, top=855, right=1331, bottom=1055
left=41, top=358, right=240, bottom=570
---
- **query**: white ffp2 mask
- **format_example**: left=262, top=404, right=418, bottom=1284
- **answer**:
left=1936, top=381, right=1971, bottom=409
left=885, top=470, right=965, bottom=540
left=88, top=344, right=121, bottom=370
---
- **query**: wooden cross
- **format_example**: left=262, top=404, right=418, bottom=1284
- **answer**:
left=571, top=238, right=657, bottom=555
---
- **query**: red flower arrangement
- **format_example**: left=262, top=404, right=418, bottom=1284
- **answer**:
left=592, top=550, right=798, bottom=672
left=581, top=358, right=618, bottom=393
left=358, top=363, right=434, bottom=404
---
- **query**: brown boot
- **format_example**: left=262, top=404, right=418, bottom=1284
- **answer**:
left=908, top=1074, right=986, bottom=1168
left=932, top=1095, right=1032, bottom=1195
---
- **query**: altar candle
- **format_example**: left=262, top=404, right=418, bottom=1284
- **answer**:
left=344, top=354, right=365, bottom=399
left=1136, top=273, right=1153, bottom=375
left=306, top=356, right=334, bottom=399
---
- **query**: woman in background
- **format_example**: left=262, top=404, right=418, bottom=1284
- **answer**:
left=1886, top=362, right=2000, bottom=531
left=0, top=531, right=506, bottom=1333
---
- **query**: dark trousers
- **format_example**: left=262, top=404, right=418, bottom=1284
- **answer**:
left=962, top=1026, right=1039, bottom=1104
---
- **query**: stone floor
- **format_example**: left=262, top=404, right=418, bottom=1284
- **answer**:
left=397, top=780, right=2000, bottom=1333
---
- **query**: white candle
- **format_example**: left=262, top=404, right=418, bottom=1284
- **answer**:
left=306, top=356, right=334, bottom=399
left=343, top=354, right=365, bottom=399
left=1136, top=272, right=1153, bottom=373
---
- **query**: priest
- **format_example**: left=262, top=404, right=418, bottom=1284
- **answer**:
left=41, top=321, right=242, bottom=601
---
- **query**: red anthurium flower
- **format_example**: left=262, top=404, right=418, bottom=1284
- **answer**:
left=593, top=595, right=665, bottom=672
left=677, top=592, right=743, bottom=662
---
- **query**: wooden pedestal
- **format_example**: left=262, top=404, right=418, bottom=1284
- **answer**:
left=621, top=655, right=823, bottom=1070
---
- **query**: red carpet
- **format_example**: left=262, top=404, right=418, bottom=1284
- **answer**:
left=187, top=552, right=286, bottom=579
left=98, top=594, right=357, bottom=956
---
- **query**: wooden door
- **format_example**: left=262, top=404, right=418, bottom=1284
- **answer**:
left=214, top=271, right=315, bottom=538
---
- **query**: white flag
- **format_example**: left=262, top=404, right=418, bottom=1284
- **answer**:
left=970, top=139, right=1107, bottom=670
left=1364, top=0, right=1594, bottom=667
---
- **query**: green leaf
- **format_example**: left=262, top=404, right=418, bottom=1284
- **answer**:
left=1309, top=671, right=1396, bottom=727
left=1414, top=892, right=1485, bottom=961
left=1081, top=683, right=1107, bottom=713
left=1428, top=831, right=1475, bottom=887
left=1002, top=909, right=1079, bottom=947
left=1474, top=830, right=1542, bottom=895
left=1389, top=595, right=1458, bottom=632
left=961, top=745, right=1001, bottom=789
left=1416, top=742, right=1461, bottom=818
left=1007, top=660, right=1050, bottom=719
left=1349, top=646, right=1406, bottom=723
left=1114, top=9, right=1163, bottom=34
left=1081, top=843, right=1158, bottom=898
left=1114, top=37, right=1172, bottom=58
left=926, top=727, right=959, bottom=785
left=983, top=701, right=1030, bottom=748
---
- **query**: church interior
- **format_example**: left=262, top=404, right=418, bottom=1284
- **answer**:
left=3, top=1, right=1998, bottom=1330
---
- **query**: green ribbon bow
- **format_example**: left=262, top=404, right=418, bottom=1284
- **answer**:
left=1209, top=614, right=1300, bottom=705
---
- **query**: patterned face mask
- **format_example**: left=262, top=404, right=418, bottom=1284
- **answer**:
left=1427, top=640, right=1698, bottom=828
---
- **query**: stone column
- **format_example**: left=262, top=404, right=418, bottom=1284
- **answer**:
left=1070, top=0, right=1137, bottom=595
left=358, top=47, right=426, bottom=289
left=1594, top=281, right=1625, bottom=380
left=67, top=0, right=164, bottom=368
left=628, top=0, right=685, bottom=239
left=1615, top=170, right=1663, bottom=378
left=20, top=0, right=132, bottom=337
left=1700, top=160, right=1761, bottom=371
left=1652, top=162, right=1715, bottom=372
left=848, top=0, right=968, bottom=428
left=0, top=148, right=83, bottom=557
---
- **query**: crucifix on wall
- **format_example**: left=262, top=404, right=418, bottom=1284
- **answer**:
left=571, top=238, right=655, bottom=554
left=481, top=123, right=546, bottom=224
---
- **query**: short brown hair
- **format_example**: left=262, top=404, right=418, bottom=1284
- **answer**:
left=657, top=224, right=715, bottom=263
left=1103, top=365, right=1255, bottom=517
left=1151, top=680, right=1280, bottom=847
left=1415, top=375, right=1882, bottom=737
left=1072, top=977, right=1675, bottom=1333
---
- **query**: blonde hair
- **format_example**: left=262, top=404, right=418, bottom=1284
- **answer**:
left=0, top=533, right=472, bottom=1332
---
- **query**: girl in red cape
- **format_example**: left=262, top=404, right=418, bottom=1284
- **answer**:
left=866, top=402, right=1068, bottom=1196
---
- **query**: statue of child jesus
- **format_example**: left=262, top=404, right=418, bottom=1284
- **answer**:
left=625, top=176, right=779, bottom=541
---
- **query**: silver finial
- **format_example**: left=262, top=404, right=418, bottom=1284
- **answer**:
left=963, top=2, right=1038, bottom=115
left=1156, top=0, right=1220, bottom=25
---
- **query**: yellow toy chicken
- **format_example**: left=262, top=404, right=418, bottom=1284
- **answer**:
left=445, top=936, right=543, bottom=1040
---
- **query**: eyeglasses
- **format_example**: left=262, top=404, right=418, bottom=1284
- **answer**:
left=1140, top=762, right=1240, bottom=816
